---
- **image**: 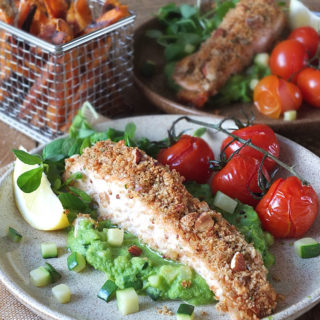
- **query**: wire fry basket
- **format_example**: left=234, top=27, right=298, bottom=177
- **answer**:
left=0, top=1, right=135, bottom=144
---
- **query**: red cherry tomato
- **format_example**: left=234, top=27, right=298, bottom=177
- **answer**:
left=157, top=135, right=214, bottom=183
left=220, top=124, right=280, bottom=172
left=288, top=26, right=319, bottom=58
left=211, top=154, right=270, bottom=207
left=269, top=39, right=308, bottom=81
left=297, top=67, right=320, bottom=108
left=256, top=176, right=319, bottom=238
left=254, top=75, right=302, bottom=119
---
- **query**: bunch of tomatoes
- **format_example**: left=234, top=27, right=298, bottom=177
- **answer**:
left=254, top=26, right=320, bottom=119
left=157, top=124, right=319, bottom=238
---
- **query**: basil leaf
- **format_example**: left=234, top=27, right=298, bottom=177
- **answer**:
left=42, top=138, right=68, bottom=161
left=180, top=4, right=197, bottom=19
left=124, top=123, right=136, bottom=147
left=145, top=29, right=163, bottom=39
left=80, top=137, right=90, bottom=154
left=68, top=186, right=92, bottom=204
left=17, top=167, right=43, bottom=193
left=13, top=150, right=42, bottom=165
left=64, top=172, right=83, bottom=186
left=58, top=193, right=86, bottom=211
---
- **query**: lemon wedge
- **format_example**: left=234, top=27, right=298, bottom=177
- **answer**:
left=13, top=154, right=69, bottom=231
left=289, top=0, right=320, bottom=31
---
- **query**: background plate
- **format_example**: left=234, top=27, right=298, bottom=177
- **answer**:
left=133, top=8, right=320, bottom=134
left=0, top=115, right=320, bottom=320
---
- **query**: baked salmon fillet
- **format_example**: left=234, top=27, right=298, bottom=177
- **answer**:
left=64, top=140, right=277, bottom=320
left=173, top=0, right=286, bottom=107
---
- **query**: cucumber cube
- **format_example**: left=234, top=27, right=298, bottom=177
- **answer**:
left=254, top=53, right=269, bottom=67
left=43, top=262, right=62, bottom=283
left=294, top=237, right=320, bottom=259
left=177, top=303, right=195, bottom=320
left=283, top=110, right=297, bottom=121
left=116, top=288, right=139, bottom=315
left=52, top=284, right=71, bottom=304
left=148, top=275, right=161, bottom=287
left=107, top=228, right=124, bottom=246
left=145, top=286, right=161, bottom=301
left=213, top=191, right=238, bottom=214
left=41, top=242, right=58, bottom=259
left=179, top=266, right=193, bottom=281
left=30, top=267, right=51, bottom=287
left=67, top=252, right=86, bottom=272
left=97, top=280, right=117, bottom=302
left=159, top=265, right=179, bottom=284
left=7, top=227, right=22, bottom=243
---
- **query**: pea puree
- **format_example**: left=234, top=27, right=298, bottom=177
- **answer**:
left=67, top=219, right=215, bottom=305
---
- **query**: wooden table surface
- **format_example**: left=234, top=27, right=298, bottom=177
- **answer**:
left=0, top=0, right=320, bottom=319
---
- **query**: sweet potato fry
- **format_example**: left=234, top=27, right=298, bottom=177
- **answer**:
left=0, top=0, right=16, bottom=25
left=38, top=18, right=73, bottom=44
left=84, top=1, right=129, bottom=34
left=67, top=0, right=92, bottom=35
left=43, top=0, right=69, bottom=19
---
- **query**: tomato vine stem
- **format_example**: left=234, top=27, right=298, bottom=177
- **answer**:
left=174, top=116, right=308, bottom=184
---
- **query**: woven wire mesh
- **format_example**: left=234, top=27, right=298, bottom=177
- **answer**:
left=0, top=1, right=134, bottom=143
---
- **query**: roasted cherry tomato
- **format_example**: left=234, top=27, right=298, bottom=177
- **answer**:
left=269, top=39, right=308, bottom=81
left=211, top=154, right=270, bottom=207
left=297, top=67, right=320, bottom=108
left=157, top=135, right=214, bottom=183
left=254, top=75, right=302, bottom=118
left=256, top=176, right=319, bottom=238
left=220, top=124, right=280, bottom=172
left=288, top=26, right=319, bottom=58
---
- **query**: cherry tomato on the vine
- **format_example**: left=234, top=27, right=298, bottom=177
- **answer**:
left=256, top=176, right=319, bottom=238
left=297, top=67, right=320, bottom=108
left=269, top=39, right=308, bottom=81
left=157, top=135, right=214, bottom=183
left=288, top=26, right=320, bottom=59
left=254, top=75, right=302, bottom=119
left=220, top=124, right=280, bottom=172
left=211, top=154, right=270, bottom=207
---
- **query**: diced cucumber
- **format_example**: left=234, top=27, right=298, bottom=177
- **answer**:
left=116, top=288, right=139, bottom=315
left=184, top=43, right=195, bottom=54
left=177, top=303, right=195, bottom=320
left=97, top=280, right=118, bottom=302
left=67, top=252, right=86, bottom=272
left=264, top=232, right=274, bottom=247
left=254, top=53, right=269, bottom=67
left=213, top=191, right=238, bottom=214
left=283, top=110, right=297, bottom=121
left=179, top=266, right=193, bottom=281
left=249, top=78, right=259, bottom=90
left=159, top=265, right=179, bottom=284
left=30, top=267, right=51, bottom=287
left=43, top=262, right=62, bottom=283
left=107, top=228, right=124, bottom=246
left=123, top=276, right=143, bottom=290
left=52, top=284, right=71, bottom=304
left=294, top=237, right=320, bottom=259
left=146, top=286, right=161, bottom=301
left=148, top=275, right=161, bottom=287
left=7, top=227, right=22, bottom=243
left=41, top=242, right=58, bottom=259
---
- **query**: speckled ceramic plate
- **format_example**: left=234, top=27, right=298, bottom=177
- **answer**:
left=0, top=115, right=320, bottom=320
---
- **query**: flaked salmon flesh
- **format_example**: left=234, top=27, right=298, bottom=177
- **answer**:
left=64, top=140, right=277, bottom=320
